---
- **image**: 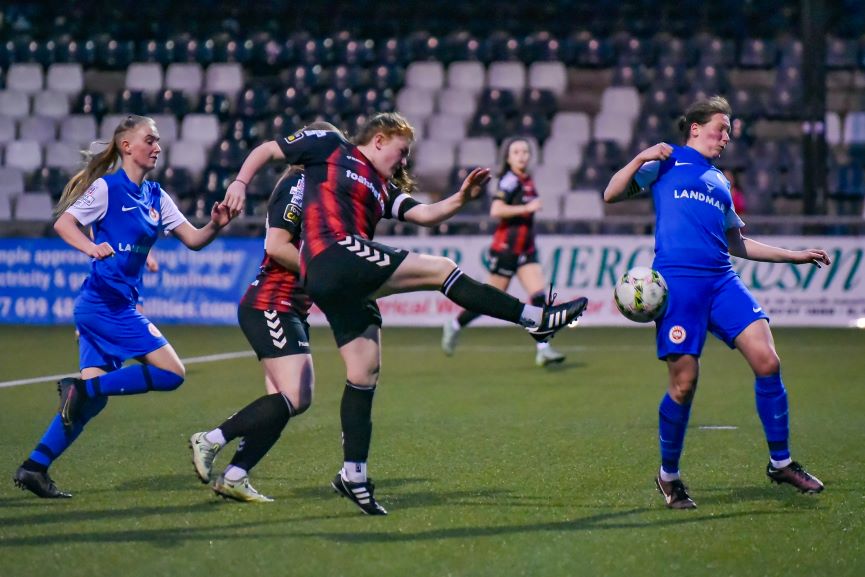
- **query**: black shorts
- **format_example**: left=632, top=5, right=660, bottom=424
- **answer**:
left=486, top=249, right=538, bottom=278
left=305, top=236, right=407, bottom=347
left=237, top=305, right=311, bottom=360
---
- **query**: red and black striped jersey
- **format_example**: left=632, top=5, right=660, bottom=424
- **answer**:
left=239, top=172, right=311, bottom=317
left=275, top=130, right=417, bottom=267
left=490, top=170, right=538, bottom=255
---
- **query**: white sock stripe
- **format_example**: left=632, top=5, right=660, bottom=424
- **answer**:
left=442, top=269, right=463, bottom=294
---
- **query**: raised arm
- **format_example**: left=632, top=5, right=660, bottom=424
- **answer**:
left=402, top=167, right=491, bottom=226
left=222, top=141, right=286, bottom=216
left=726, top=228, right=831, bottom=267
left=603, top=142, right=672, bottom=203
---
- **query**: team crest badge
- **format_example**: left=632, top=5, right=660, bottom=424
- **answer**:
left=147, top=323, right=163, bottom=338
left=150, top=206, right=159, bottom=221
left=668, top=325, right=686, bottom=344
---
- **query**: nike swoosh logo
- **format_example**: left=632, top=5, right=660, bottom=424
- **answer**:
left=773, top=411, right=788, bottom=419
left=752, top=306, right=762, bottom=313
left=122, top=206, right=137, bottom=212
left=674, top=161, right=692, bottom=166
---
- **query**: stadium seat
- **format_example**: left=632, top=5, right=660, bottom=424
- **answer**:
left=405, top=61, right=445, bottom=91
left=125, top=62, right=164, bottom=94
left=563, top=189, right=605, bottom=220
left=693, top=33, right=736, bottom=67
left=31, top=167, right=71, bottom=200
left=447, top=61, right=486, bottom=94
left=457, top=137, right=497, bottom=167
left=778, top=37, right=802, bottom=68
left=468, top=111, right=509, bottom=142
left=45, top=63, right=84, bottom=97
left=45, top=141, right=85, bottom=172
left=826, top=36, right=858, bottom=69
left=205, top=63, right=245, bottom=99
left=73, top=91, right=108, bottom=118
left=0, top=167, right=25, bottom=198
left=426, top=114, right=468, bottom=143
left=0, top=117, right=16, bottom=145
left=7, top=63, right=44, bottom=94
left=583, top=139, right=625, bottom=171
left=152, top=89, right=190, bottom=117
left=114, top=89, right=149, bottom=115
left=14, top=192, right=53, bottom=221
left=0, top=195, right=10, bottom=220
left=411, top=139, right=456, bottom=193
left=593, top=111, right=634, bottom=147
left=437, top=88, right=478, bottom=120
left=18, top=116, right=57, bottom=144
left=59, top=115, right=97, bottom=145
left=478, top=88, right=519, bottom=116
left=522, top=88, right=558, bottom=118
left=542, top=136, right=584, bottom=171
left=168, top=140, right=208, bottom=176
left=0, top=90, right=31, bottom=119
left=512, top=112, right=551, bottom=143
left=180, top=114, right=220, bottom=147
left=395, top=87, right=436, bottom=118
left=533, top=164, right=572, bottom=197
left=158, top=166, right=195, bottom=200
left=99, top=114, right=127, bottom=140
left=843, top=112, right=865, bottom=145
left=825, top=112, right=842, bottom=146
left=4, top=140, right=43, bottom=173
left=550, top=112, right=591, bottom=145
left=33, top=91, right=70, bottom=120
left=196, top=93, right=232, bottom=119
left=487, top=61, right=526, bottom=93
left=527, top=61, right=567, bottom=97
left=599, top=86, right=640, bottom=119
left=571, top=164, right=608, bottom=190
left=164, top=62, right=204, bottom=95
left=209, top=139, right=249, bottom=170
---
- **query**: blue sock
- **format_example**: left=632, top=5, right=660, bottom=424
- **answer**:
left=659, top=393, right=692, bottom=475
left=754, top=373, right=790, bottom=462
left=29, top=396, right=108, bottom=467
left=85, top=365, right=184, bottom=397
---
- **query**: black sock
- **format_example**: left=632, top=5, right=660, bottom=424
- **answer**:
left=530, top=291, right=547, bottom=308
left=219, top=393, right=293, bottom=443
left=226, top=393, right=293, bottom=473
left=21, top=459, right=47, bottom=473
left=341, top=382, right=375, bottom=462
left=457, top=309, right=480, bottom=327
left=441, top=269, right=523, bottom=324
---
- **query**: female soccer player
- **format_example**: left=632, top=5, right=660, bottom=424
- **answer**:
left=603, top=96, right=829, bottom=509
left=188, top=122, right=338, bottom=503
left=442, top=137, right=567, bottom=367
left=13, top=114, right=233, bottom=498
left=222, top=112, right=588, bottom=515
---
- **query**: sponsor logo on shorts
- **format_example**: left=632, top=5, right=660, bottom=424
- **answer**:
left=668, top=325, right=686, bottom=344
left=297, top=341, right=309, bottom=347
left=147, top=323, right=163, bottom=338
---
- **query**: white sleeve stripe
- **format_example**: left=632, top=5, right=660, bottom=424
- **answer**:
left=391, top=193, right=410, bottom=219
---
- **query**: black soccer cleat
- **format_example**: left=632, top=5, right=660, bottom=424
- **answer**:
left=526, top=293, right=589, bottom=343
left=331, top=473, right=388, bottom=516
left=656, top=473, right=697, bottom=509
left=766, top=461, right=824, bottom=493
left=57, top=377, right=84, bottom=431
left=13, top=467, right=72, bottom=499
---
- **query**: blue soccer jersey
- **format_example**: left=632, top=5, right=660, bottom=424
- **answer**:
left=67, top=169, right=186, bottom=304
left=635, top=144, right=744, bottom=276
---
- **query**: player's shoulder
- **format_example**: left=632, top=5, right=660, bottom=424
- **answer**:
left=283, top=128, right=344, bottom=148
left=499, top=170, right=520, bottom=192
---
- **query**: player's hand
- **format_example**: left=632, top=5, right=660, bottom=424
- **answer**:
left=458, top=167, right=492, bottom=203
left=793, top=248, right=831, bottom=268
left=210, top=202, right=234, bottom=229
left=88, top=242, right=115, bottom=260
left=223, top=180, right=247, bottom=218
left=637, top=143, right=673, bottom=163
left=145, top=254, right=159, bottom=272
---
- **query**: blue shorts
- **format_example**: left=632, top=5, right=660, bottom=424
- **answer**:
left=655, top=270, right=769, bottom=360
left=74, top=291, right=168, bottom=371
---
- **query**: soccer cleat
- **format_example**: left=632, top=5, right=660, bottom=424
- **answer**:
left=13, top=467, right=72, bottom=499
left=656, top=473, right=697, bottom=509
left=57, top=377, right=84, bottom=430
left=212, top=474, right=273, bottom=503
left=441, top=322, right=460, bottom=356
left=535, top=345, right=566, bottom=367
left=766, top=461, right=824, bottom=493
left=331, top=473, right=388, bottom=515
left=526, top=295, right=589, bottom=343
left=189, top=431, right=221, bottom=484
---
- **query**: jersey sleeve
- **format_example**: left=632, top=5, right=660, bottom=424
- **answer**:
left=724, top=206, right=745, bottom=230
left=159, top=189, right=189, bottom=232
left=276, top=129, right=339, bottom=165
left=268, top=173, right=304, bottom=236
left=494, top=172, right=522, bottom=204
left=65, top=178, right=108, bottom=225
left=383, top=182, right=420, bottom=221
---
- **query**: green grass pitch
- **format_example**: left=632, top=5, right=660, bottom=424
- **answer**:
left=1, top=325, right=863, bottom=577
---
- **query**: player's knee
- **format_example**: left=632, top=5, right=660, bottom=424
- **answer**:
left=435, top=257, right=459, bottom=281
left=752, top=352, right=781, bottom=377
left=669, top=378, right=697, bottom=403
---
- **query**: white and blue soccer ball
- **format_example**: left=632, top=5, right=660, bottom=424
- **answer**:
left=614, top=266, right=669, bottom=323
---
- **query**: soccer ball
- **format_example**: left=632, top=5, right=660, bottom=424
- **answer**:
left=614, top=266, right=669, bottom=323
